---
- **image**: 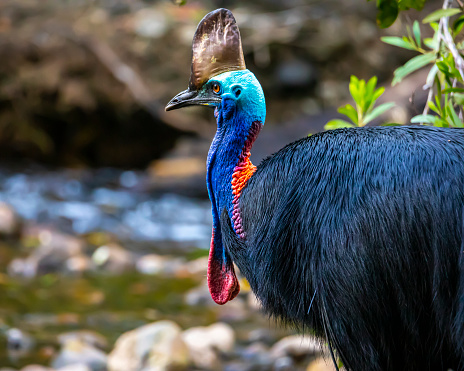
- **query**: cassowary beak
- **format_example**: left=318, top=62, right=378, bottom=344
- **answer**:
left=165, top=88, right=221, bottom=112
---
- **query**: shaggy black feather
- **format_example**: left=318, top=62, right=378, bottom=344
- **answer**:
left=221, top=125, right=464, bottom=371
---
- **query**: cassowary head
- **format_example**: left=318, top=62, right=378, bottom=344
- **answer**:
left=166, top=8, right=266, bottom=125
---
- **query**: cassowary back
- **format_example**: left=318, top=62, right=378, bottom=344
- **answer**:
left=223, top=126, right=464, bottom=370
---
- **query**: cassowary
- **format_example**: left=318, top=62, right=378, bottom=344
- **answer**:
left=166, top=8, right=464, bottom=371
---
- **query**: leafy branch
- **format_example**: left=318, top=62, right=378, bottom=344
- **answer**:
left=325, top=76, right=395, bottom=130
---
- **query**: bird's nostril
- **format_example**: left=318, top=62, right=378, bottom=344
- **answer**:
left=235, top=89, right=241, bottom=97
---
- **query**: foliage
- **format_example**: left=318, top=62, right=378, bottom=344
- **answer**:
left=370, top=0, right=426, bottom=28
left=381, top=5, right=464, bottom=127
left=325, top=76, right=395, bottom=130
left=326, top=0, right=464, bottom=130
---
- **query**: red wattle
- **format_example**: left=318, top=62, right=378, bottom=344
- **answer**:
left=207, top=233, right=240, bottom=305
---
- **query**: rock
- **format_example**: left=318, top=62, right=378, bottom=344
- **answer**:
left=51, top=339, right=107, bottom=371
left=91, top=243, right=134, bottom=274
left=183, top=256, right=208, bottom=277
left=107, top=320, right=189, bottom=371
left=184, top=281, right=215, bottom=306
left=273, top=356, right=295, bottom=371
left=182, top=322, right=235, bottom=370
left=58, top=330, right=108, bottom=350
left=56, top=364, right=92, bottom=371
left=247, top=292, right=262, bottom=311
left=217, top=297, right=249, bottom=322
left=64, top=255, right=96, bottom=275
left=247, top=329, right=276, bottom=346
left=0, top=202, right=20, bottom=236
left=7, top=328, right=34, bottom=359
left=20, top=366, right=54, bottom=371
left=306, top=357, right=336, bottom=371
left=135, top=254, right=184, bottom=276
left=270, top=335, right=323, bottom=360
left=8, top=230, right=85, bottom=277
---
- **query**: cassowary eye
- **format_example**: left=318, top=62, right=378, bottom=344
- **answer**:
left=212, top=83, right=221, bottom=94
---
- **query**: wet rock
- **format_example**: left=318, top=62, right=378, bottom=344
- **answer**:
left=7, top=328, right=34, bottom=359
left=182, top=322, right=235, bottom=370
left=51, top=339, right=107, bottom=371
left=58, top=330, right=108, bottom=351
left=135, top=254, right=184, bottom=276
left=306, top=357, right=336, bottom=371
left=108, top=320, right=189, bottom=371
left=91, top=243, right=134, bottom=273
left=270, top=335, right=323, bottom=360
left=0, top=202, right=21, bottom=236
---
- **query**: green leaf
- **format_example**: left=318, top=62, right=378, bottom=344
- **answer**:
left=442, top=87, right=464, bottom=93
left=410, top=114, right=441, bottom=125
left=423, top=8, right=462, bottom=24
left=381, top=36, right=417, bottom=50
left=413, top=21, right=421, bottom=47
left=453, top=93, right=464, bottom=105
left=446, top=100, right=463, bottom=127
left=376, top=0, right=399, bottom=28
left=325, top=120, right=355, bottom=131
left=392, top=53, right=436, bottom=85
left=338, top=104, right=358, bottom=124
left=349, top=75, right=362, bottom=105
left=363, top=102, right=396, bottom=125
left=453, top=15, right=464, bottom=35
left=428, top=100, right=439, bottom=114
left=364, top=76, right=379, bottom=111
left=382, top=122, right=403, bottom=126
left=399, top=0, right=425, bottom=11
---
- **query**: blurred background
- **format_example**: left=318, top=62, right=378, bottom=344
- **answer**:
left=0, top=0, right=439, bottom=370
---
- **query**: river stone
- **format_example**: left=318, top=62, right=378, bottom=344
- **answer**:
left=91, top=243, right=134, bottom=273
left=51, top=339, right=107, bottom=371
left=269, top=335, right=322, bottom=360
left=107, top=320, right=189, bottom=371
left=0, top=202, right=20, bottom=236
left=181, top=322, right=235, bottom=370
left=58, top=330, right=108, bottom=350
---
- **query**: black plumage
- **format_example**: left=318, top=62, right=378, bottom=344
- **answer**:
left=222, top=126, right=464, bottom=370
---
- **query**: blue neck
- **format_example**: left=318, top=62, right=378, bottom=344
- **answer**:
left=207, top=110, right=251, bottom=229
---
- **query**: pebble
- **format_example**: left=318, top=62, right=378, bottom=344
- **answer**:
left=182, top=322, right=235, bottom=370
left=270, top=335, right=323, bottom=360
left=91, top=243, right=134, bottom=274
left=0, top=202, right=20, bottom=236
left=51, top=339, right=107, bottom=371
left=184, top=280, right=215, bottom=306
left=58, top=330, right=108, bottom=350
left=107, top=320, right=189, bottom=371
left=135, top=254, right=184, bottom=276
left=7, top=328, right=34, bottom=359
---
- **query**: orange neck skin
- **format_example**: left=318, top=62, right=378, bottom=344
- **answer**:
left=231, top=121, right=262, bottom=239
